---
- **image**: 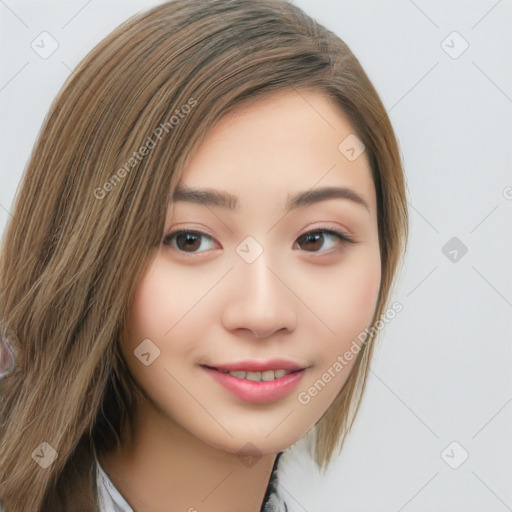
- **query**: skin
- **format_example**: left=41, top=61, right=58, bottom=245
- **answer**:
left=101, top=89, right=381, bottom=512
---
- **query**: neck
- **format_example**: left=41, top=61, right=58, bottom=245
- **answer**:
left=100, top=395, right=278, bottom=512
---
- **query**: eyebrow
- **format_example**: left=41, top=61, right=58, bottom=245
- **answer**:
left=172, top=184, right=370, bottom=213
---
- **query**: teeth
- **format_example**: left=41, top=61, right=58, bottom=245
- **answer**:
left=229, top=370, right=246, bottom=379
left=226, top=369, right=292, bottom=381
left=261, top=370, right=276, bottom=381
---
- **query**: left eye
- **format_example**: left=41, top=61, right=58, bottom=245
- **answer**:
left=294, top=229, right=354, bottom=252
left=162, top=228, right=354, bottom=254
left=162, top=230, right=218, bottom=253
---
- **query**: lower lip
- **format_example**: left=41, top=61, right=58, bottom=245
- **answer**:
left=202, top=367, right=306, bottom=403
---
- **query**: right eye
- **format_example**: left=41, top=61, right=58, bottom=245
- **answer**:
left=162, top=230, right=220, bottom=253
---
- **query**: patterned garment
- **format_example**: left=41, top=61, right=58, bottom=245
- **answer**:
left=96, top=452, right=288, bottom=512
left=261, top=452, right=288, bottom=512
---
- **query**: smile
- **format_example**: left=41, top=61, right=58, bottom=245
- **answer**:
left=200, top=365, right=307, bottom=403
left=220, top=368, right=295, bottom=381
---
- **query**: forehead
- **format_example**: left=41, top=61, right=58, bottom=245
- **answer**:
left=177, top=89, right=376, bottom=212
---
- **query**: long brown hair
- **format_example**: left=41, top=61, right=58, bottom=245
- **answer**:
left=0, top=1, right=408, bottom=510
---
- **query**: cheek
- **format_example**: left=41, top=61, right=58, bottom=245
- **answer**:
left=293, top=252, right=380, bottom=420
left=121, top=255, right=227, bottom=401
left=304, top=249, right=381, bottom=352
left=120, top=257, right=213, bottom=407
left=337, top=256, right=381, bottom=349
left=124, top=257, right=210, bottom=353
left=345, top=256, right=382, bottom=329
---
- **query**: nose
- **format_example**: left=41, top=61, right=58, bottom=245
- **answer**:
left=221, top=255, right=298, bottom=339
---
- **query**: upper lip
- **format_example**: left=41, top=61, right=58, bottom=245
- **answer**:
left=202, top=358, right=307, bottom=373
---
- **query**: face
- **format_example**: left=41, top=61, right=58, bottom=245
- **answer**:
left=121, top=89, right=381, bottom=456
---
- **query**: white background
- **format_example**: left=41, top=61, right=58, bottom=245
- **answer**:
left=1, top=1, right=511, bottom=511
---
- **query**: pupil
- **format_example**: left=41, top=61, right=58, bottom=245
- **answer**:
left=301, top=232, right=323, bottom=251
left=177, top=233, right=200, bottom=251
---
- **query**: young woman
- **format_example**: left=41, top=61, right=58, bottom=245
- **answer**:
left=0, top=1, right=408, bottom=511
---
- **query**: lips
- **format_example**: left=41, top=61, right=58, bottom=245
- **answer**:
left=201, top=364, right=307, bottom=403
left=202, top=358, right=306, bottom=373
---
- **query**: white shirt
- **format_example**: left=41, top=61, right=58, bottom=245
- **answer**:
left=96, top=458, right=134, bottom=512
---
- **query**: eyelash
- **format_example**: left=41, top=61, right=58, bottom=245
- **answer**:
left=162, top=227, right=355, bottom=255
